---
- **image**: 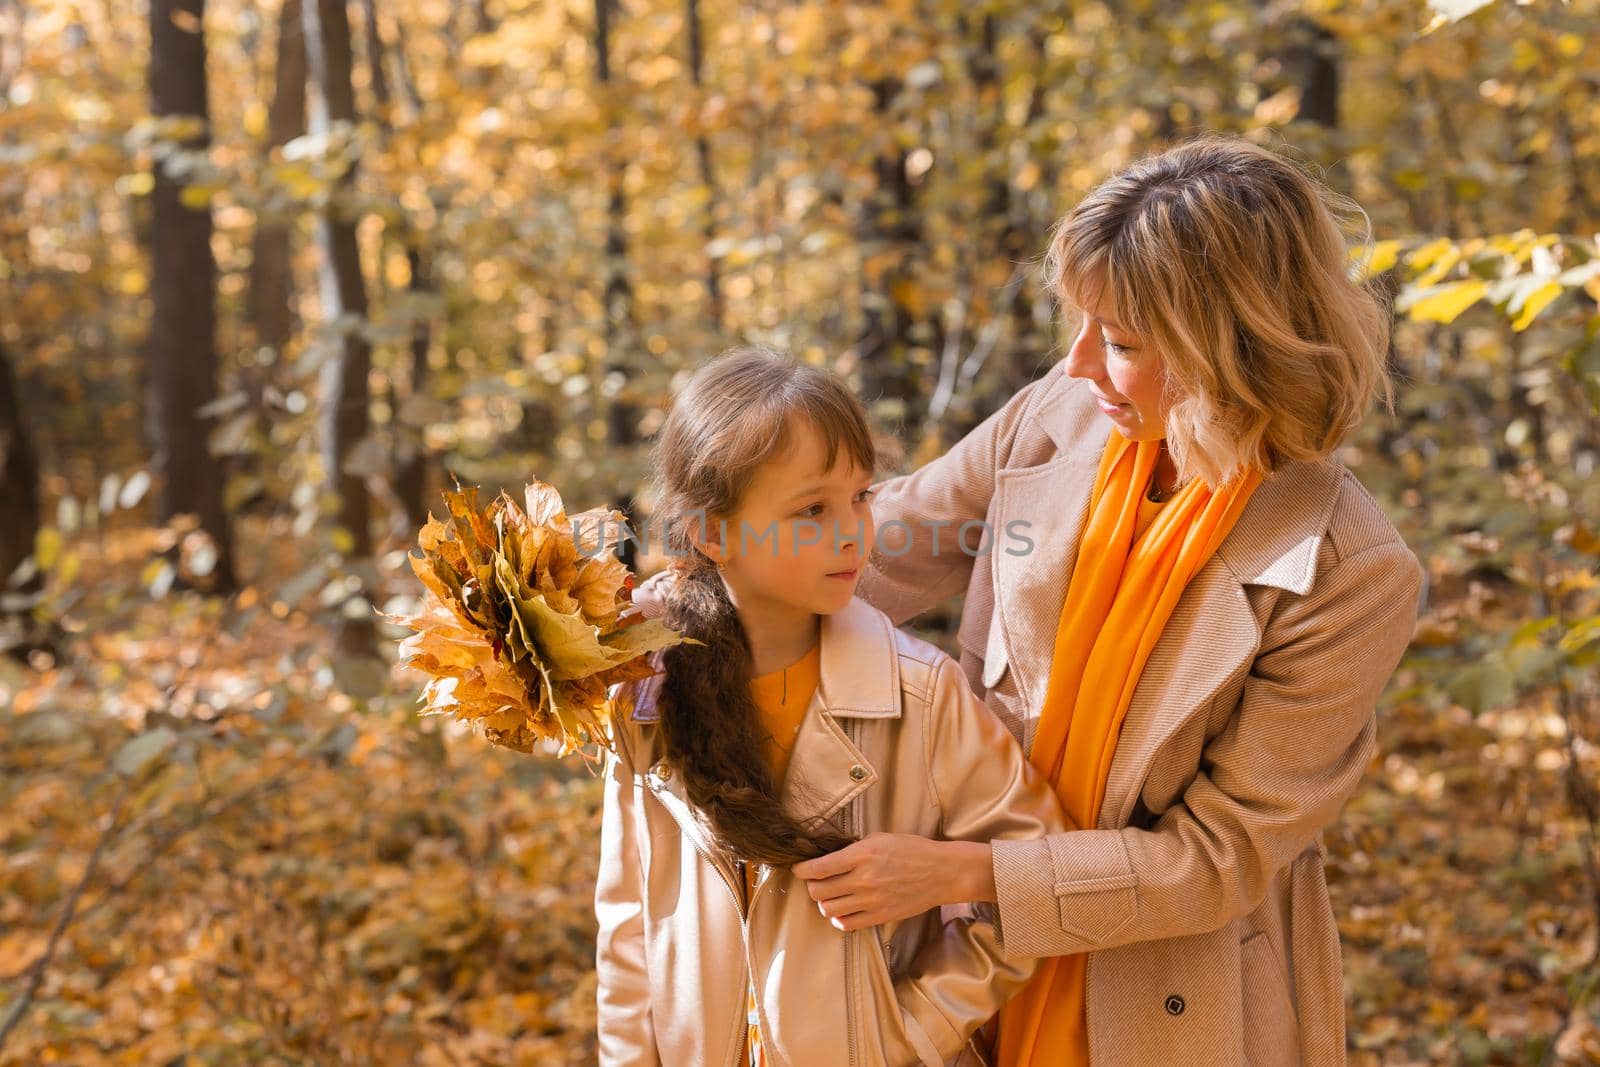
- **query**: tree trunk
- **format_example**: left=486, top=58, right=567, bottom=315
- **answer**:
left=856, top=68, right=932, bottom=442
left=303, top=0, right=376, bottom=653
left=247, top=0, right=305, bottom=363
left=596, top=0, right=639, bottom=569
left=685, top=0, right=722, bottom=330
left=395, top=244, right=434, bottom=530
left=0, top=341, right=41, bottom=601
left=1284, top=15, right=1339, bottom=130
left=361, top=0, right=434, bottom=532
left=148, top=0, right=237, bottom=592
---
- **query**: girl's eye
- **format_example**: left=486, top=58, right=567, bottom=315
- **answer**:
left=800, top=503, right=824, bottom=518
left=855, top=488, right=875, bottom=503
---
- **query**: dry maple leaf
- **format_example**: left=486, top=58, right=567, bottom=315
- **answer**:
left=382, top=479, right=695, bottom=758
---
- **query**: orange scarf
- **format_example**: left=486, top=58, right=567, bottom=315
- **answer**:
left=996, top=429, right=1261, bottom=1066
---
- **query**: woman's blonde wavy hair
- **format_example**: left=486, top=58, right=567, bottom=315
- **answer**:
left=1044, top=135, right=1394, bottom=488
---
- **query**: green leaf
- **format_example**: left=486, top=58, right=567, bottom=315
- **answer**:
left=602, top=618, right=693, bottom=659
left=34, top=527, right=62, bottom=572
left=510, top=585, right=612, bottom=679
left=1560, top=616, right=1600, bottom=655
left=1446, top=661, right=1515, bottom=715
left=114, top=726, right=177, bottom=778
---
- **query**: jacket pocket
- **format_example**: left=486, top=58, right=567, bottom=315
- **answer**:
left=1240, top=929, right=1300, bottom=1066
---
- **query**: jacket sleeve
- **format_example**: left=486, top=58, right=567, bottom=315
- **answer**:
left=854, top=368, right=1058, bottom=627
left=594, top=713, right=662, bottom=1066
left=889, top=655, right=1073, bottom=1064
left=986, top=537, right=1424, bottom=961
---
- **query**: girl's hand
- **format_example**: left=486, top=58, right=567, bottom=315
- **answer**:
left=792, top=834, right=996, bottom=931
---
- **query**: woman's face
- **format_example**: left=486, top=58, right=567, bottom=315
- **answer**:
left=700, top=418, right=875, bottom=617
left=1062, top=282, right=1173, bottom=441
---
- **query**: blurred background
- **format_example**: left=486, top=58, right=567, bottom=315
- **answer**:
left=1, top=0, right=1598, bottom=1062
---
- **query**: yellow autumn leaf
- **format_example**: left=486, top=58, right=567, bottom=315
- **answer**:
left=179, top=184, right=215, bottom=210
left=1407, top=280, right=1488, bottom=325
left=385, top=478, right=697, bottom=758
left=1510, top=279, right=1562, bottom=332
left=34, top=527, right=62, bottom=571
left=1354, top=239, right=1402, bottom=281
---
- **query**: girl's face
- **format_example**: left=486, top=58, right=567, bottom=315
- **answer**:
left=1062, top=281, right=1173, bottom=441
left=703, top=418, right=875, bottom=617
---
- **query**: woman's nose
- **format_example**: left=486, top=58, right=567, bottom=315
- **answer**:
left=1063, top=322, right=1103, bottom=382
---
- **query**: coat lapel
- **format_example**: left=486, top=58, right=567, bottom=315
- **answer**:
left=1097, top=559, right=1259, bottom=828
left=986, top=373, right=1349, bottom=829
left=1100, top=459, right=1347, bottom=827
left=989, top=379, right=1109, bottom=719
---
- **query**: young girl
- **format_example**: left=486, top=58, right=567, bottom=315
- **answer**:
left=594, top=346, right=1069, bottom=1067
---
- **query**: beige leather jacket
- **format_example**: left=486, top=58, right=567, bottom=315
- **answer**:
left=595, top=594, right=1070, bottom=1067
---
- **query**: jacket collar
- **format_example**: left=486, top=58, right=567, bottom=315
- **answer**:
left=627, top=594, right=900, bottom=723
left=626, top=595, right=899, bottom=868
left=1026, top=362, right=1342, bottom=596
left=815, top=595, right=901, bottom=718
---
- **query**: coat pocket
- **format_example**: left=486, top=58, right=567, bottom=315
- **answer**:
left=1240, top=929, right=1300, bottom=1066
left=1052, top=871, right=1137, bottom=945
left=1047, top=833, right=1138, bottom=945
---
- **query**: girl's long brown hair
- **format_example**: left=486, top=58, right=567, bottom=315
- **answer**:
left=647, top=345, right=875, bottom=866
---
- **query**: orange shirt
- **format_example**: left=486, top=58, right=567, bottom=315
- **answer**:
left=742, top=642, right=820, bottom=902
left=1135, top=485, right=1168, bottom=541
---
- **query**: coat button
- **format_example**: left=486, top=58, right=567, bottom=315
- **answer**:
left=848, top=764, right=868, bottom=782
left=1164, top=994, right=1185, bottom=1016
left=650, top=760, right=672, bottom=782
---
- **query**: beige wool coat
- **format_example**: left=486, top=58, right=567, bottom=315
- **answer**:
left=855, top=360, right=1426, bottom=1066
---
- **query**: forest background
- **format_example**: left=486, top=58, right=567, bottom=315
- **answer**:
left=2, top=0, right=1599, bottom=1062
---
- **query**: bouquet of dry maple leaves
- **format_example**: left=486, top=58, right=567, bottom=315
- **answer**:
left=383, top=480, right=694, bottom=759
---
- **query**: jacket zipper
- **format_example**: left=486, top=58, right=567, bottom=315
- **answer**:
left=722, top=863, right=756, bottom=1067
left=843, top=715, right=863, bottom=1067
left=666, top=798, right=754, bottom=1067
left=647, top=746, right=764, bottom=1066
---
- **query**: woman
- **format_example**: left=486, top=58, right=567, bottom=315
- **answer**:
left=631, top=135, right=1423, bottom=1064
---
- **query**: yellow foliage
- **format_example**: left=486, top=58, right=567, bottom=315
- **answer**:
left=1406, top=279, right=1488, bottom=324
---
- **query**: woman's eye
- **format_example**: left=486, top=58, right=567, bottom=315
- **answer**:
left=1102, top=338, right=1129, bottom=357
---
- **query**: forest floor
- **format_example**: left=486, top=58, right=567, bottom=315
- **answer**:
left=1, top=517, right=1597, bottom=1066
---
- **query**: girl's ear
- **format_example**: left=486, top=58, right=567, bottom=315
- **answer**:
left=687, top=513, right=730, bottom=567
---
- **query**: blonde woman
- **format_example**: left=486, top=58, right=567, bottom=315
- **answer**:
left=642, top=137, right=1426, bottom=1064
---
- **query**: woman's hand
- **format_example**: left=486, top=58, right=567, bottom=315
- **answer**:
left=792, top=834, right=996, bottom=931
